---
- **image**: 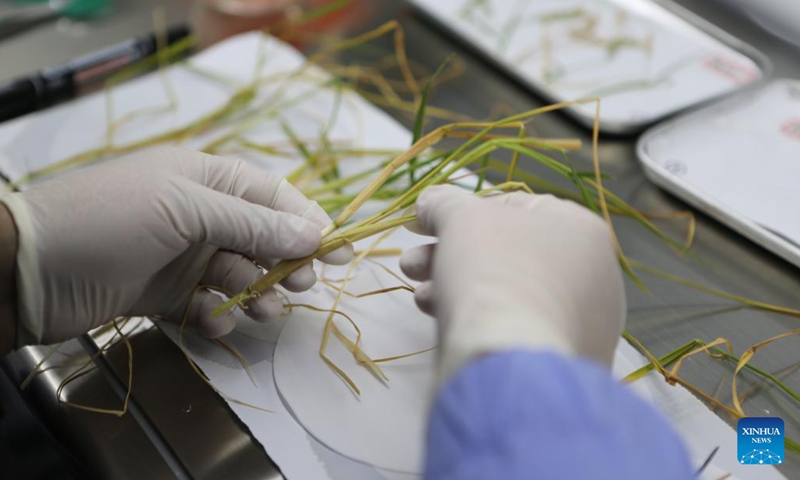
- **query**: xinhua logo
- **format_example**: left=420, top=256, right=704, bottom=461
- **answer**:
left=738, top=417, right=784, bottom=465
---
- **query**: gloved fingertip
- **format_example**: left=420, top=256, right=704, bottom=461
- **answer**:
left=415, top=185, right=447, bottom=212
left=414, top=281, right=434, bottom=315
left=416, top=184, right=466, bottom=208
left=301, top=200, right=335, bottom=230
left=403, top=217, right=425, bottom=235
left=415, top=185, right=473, bottom=234
left=247, top=295, right=284, bottom=322
left=280, top=264, right=317, bottom=292
left=318, top=243, right=354, bottom=266
left=398, top=252, right=414, bottom=277
left=199, top=311, right=236, bottom=339
left=400, top=244, right=434, bottom=281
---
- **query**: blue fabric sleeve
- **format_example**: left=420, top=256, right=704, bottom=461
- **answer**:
left=425, top=350, right=695, bottom=480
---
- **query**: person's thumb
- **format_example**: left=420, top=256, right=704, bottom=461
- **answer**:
left=412, top=185, right=478, bottom=236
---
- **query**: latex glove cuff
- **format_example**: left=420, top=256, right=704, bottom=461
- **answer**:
left=439, top=307, right=578, bottom=384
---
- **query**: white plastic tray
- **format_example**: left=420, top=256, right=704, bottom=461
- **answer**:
left=638, top=79, right=800, bottom=268
left=409, top=0, right=770, bottom=133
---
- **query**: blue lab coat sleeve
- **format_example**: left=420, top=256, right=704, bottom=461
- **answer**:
left=425, top=350, right=695, bottom=480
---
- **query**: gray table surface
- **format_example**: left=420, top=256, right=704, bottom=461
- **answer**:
left=3, top=0, right=800, bottom=478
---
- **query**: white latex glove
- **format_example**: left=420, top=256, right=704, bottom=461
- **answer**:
left=1, top=147, right=353, bottom=346
left=400, top=185, right=625, bottom=382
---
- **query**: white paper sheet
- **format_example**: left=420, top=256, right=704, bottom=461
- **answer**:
left=0, top=31, right=783, bottom=479
left=409, top=0, right=763, bottom=129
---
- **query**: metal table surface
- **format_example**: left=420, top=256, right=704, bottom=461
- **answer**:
left=3, top=0, right=800, bottom=478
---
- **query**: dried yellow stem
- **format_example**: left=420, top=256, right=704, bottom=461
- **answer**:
left=732, top=328, right=800, bottom=416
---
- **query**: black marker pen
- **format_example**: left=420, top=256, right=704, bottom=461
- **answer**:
left=0, top=23, right=191, bottom=122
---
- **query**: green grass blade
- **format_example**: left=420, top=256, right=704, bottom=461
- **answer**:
left=475, top=154, right=490, bottom=192
left=410, top=55, right=455, bottom=183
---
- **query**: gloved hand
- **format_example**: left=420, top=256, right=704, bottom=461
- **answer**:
left=400, top=185, right=625, bottom=381
left=1, top=147, right=353, bottom=347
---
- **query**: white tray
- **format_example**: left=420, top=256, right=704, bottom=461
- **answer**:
left=638, top=79, right=800, bottom=268
left=409, top=0, right=770, bottom=133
